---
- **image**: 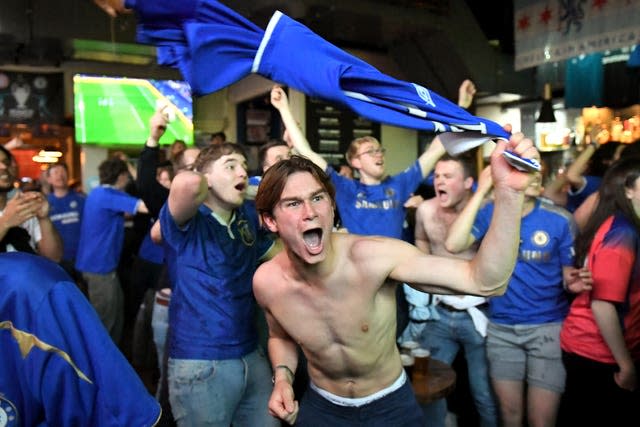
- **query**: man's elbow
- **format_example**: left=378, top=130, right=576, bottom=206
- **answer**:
left=487, top=281, right=508, bottom=297
left=445, top=240, right=465, bottom=254
left=474, top=277, right=509, bottom=297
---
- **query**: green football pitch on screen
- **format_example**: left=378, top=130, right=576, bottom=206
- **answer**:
left=74, top=75, right=193, bottom=146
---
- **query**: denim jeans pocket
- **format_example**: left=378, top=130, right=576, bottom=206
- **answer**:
left=170, top=359, right=217, bottom=385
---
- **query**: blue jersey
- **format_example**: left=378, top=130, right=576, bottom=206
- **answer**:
left=159, top=201, right=274, bottom=360
left=47, top=191, right=85, bottom=262
left=0, top=252, right=160, bottom=426
left=472, top=199, right=576, bottom=324
left=126, top=0, right=509, bottom=139
left=75, top=186, right=141, bottom=274
left=329, top=160, right=423, bottom=238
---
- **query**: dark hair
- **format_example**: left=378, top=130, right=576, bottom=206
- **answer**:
left=98, top=157, right=129, bottom=185
left=258, top=139, right=289, bottom=170
left=589, top=141, right=621, bottom=177
left=255, top=155, right=335, bottom=218
left=193, top=142, right=246, bottom=173
left=575, top=154, right=640, bottom=265
left=211, top=131, right=227, bottom=142
left=438, top=153, right=476, bottom=179
left=46, top=162, right=68, bottom=175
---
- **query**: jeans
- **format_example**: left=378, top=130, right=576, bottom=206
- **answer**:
left=168, top=349, right=279, bottom=427
left=151, top=292, right=170, bottom=397
left=151, top=292, right=169, bottom=376
left=418, top=307, right=497, bottom=427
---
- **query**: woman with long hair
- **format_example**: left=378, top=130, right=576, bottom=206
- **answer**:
left=559, top=155, right=640, bottom=426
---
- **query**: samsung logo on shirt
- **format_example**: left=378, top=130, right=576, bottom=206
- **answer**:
left=50, top=211, right=80, bottom=224
left=355, top=199, right=400, bottom=210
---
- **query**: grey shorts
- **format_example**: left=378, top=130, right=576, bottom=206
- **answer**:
left=486, top=322, right=565, bottom=393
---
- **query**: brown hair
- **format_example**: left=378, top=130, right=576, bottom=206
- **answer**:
left=255, top=155, right=335, bottom=218
left=98, top=157, right=128, bottom=185
left=258, top=139, right=289, bottom=170
left=193, top=142, right=246, bottom=173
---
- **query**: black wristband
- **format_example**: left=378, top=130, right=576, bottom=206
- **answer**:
left=272, top=365, right=295, bottom=384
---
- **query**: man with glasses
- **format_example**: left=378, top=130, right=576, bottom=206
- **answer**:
left=270, top=85, right=450, bottom=238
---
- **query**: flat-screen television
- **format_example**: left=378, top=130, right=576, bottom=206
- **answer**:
left=73, top=74, right=193, bottom=146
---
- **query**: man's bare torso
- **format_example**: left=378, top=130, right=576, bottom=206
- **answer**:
left=417, top=198, right=477, bottom=259
left=255, top=233, right=403, bottom=398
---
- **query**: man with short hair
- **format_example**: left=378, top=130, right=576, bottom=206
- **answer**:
left=75, top=157, right=149, bottom=345
left=252, top=129, right=539, bottom=425
left=46, top=162, right=85, bottom=280
left=248, top=139, right=292, bottom=199
left=159, top=142, right=280, bottom=426
left=408, top=156, right=497, bottom=427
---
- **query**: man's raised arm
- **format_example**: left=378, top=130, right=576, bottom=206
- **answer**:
left=416, top=79, right=476, bottom=178
left=388, top=132, right=537, bottom=296
left=270, top=86, right=328, bottom=171
left=463, top=134, right=535, bottom=293
left=445, top=165, right=493, bottom=253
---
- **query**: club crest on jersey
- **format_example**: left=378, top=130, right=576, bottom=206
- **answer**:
left=412, top=84, right=436, bottom=108
left=532, top=231, right=549, bottom=247
left=237, top=219, right=255, bottom=246
left=0, top=396, right=18, bottom=426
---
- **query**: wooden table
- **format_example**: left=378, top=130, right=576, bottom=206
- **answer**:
left=411, top=359, right=456, bottom=404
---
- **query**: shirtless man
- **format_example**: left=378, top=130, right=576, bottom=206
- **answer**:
left=253, top=131, right=538, bottom=425
left=409, top=158, right=497, bottom=427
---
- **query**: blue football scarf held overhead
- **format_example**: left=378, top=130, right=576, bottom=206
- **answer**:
left=126, top=0, right=510, bottom=151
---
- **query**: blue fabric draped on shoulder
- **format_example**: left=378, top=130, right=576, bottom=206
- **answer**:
left=125, top=0, right=510, bottom=140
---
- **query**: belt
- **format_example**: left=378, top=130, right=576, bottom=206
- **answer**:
left=155, top=297, right=170, bottom=307
left=438, top=302, right=488, bottom=312
left=155, top=295, right=171, bottom=307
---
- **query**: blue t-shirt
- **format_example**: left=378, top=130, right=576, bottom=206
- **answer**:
left=47, top=191, right=85, bottom=262
left=0, top=252, right=160, bottom=426
left=472, top=199, right=576, bottom=325
left=75, top=186, right=140, bottom=274
left=566, top=175, right=602, bottom=213
left=138, top=231, right=164, bottom=265
left=328, top=160, right=423, bottom=238
left=160, top=201, right=274, bottom=360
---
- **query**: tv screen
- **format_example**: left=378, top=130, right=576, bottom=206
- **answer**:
left=73, top=74, right=193, bottom=146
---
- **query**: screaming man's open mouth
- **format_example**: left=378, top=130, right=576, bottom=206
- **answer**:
left=303, top=228, right=323, bottom=249
left=235, top=183, right=246, bottom=191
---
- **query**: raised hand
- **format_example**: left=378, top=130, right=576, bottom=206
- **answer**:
left=93, top=0, right=129, bottom=17
left=270, top=86, right=289, bottom=111
left=457, top=79, right=476, bottom=109
left=149, top=104, right=170, bottom=142
left=490, top=132, right=539, bottom=193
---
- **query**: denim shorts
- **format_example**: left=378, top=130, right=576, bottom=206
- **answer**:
left=486, top=322, right=565, bottom=393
